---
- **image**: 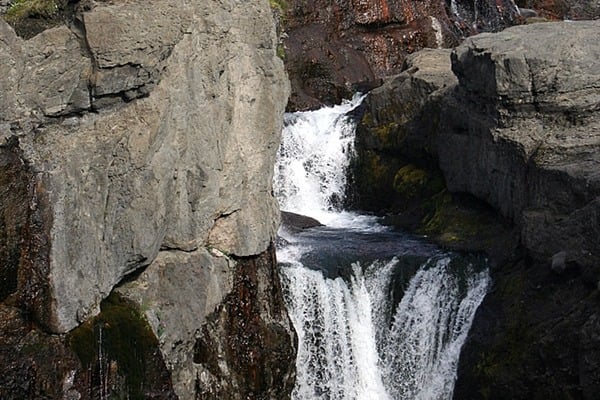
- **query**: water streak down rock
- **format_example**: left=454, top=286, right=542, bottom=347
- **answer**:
left=1, top=0, right=295, bottom=397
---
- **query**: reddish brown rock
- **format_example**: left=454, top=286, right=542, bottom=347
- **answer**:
left=283, top=0, right=521, bottom=110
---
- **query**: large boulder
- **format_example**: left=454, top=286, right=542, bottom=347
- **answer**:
left=441, top=20, right=600, bottom=270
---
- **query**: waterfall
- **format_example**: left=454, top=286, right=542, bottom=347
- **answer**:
left=274, top=93, right=370, bottom=228
left=274, top=97, right=489, bottom=400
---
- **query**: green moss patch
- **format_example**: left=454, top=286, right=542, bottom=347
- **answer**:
left=268, top=0, right=288, bottom=12
left=68, top=293, right=175, bottom=399
left=3, top=0, right=69, bottom=39
left=4, top=0, right=59, bottom=22
left=419, top=191, right=509, bottom=252
left=393, top=164, right=429, bottom=200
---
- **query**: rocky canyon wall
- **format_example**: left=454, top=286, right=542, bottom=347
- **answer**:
left=352, top=20, right=600, bottom=398
left=282, top=0, right=522, bottom=110
left=0, top=0, right=295, bottom=398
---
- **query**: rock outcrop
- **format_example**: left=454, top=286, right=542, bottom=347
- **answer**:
left=441, top=20, right=600, bottom=270
left=1, top=0, right=295, bottom=398
left=282, top=0, right=521, bottom=110
left=353, top=20, right=600, bottom=398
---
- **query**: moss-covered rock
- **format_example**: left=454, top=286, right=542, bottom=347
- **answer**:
left=4, top=0, right=59, bottom=21
left=418, top=191, right=513, bottom=254
left=3, top=0, right=70, bottom=39
left=348, top=149, right=402, bottom=211
left=68, top=293, right=176, bottom=400
left=393, top=164, right=429, bottom=199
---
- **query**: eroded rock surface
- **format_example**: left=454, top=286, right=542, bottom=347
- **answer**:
left=283, top=0, right=521, bottom=110
left=441, top=21, right=600, bottom=269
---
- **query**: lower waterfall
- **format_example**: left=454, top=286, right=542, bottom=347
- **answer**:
left=274, top=96, right=489, bottom=400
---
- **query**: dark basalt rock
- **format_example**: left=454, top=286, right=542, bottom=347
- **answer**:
left=281, top=210, right=324, bottom=231
left=68, top=293, right=177, bottom=400
left=193, top=245, right=297, bottom=400
left=0, top=304, right=82, bottom=400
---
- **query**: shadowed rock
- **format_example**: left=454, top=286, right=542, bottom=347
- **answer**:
left=281, top=210, right=324, bottom=231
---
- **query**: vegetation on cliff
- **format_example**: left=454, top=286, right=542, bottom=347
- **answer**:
left=3, top=0, right=68, bottom=38
left=68, top=293, right=176, bottom=399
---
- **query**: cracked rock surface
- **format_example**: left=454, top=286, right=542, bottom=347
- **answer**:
left=1, top=0, right=295, bottom=398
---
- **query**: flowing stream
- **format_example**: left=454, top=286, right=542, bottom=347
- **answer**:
left=274, top=95, right=490, bottom=400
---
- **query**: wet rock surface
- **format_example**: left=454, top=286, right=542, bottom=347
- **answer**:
left=281, top=211, right=324, bottom=231
left=192, top=245, right=297, bottom=400
left=0, top=304, right=81, bottom=400
left=352, top=21, right=600, bottom=398
left=115, top=248, right=234, bottom=399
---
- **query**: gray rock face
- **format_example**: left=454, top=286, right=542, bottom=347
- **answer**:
left=2, top=0, right=295, bottom=396
left=356, top=21, right=600, bottom=269
left=1, top=0, right=288, bottom=335
left=117, top=245, right=296, bottom=400
left=442, top=21, right=600, bottom=269
left=116, top=248, right=234, bottom=399
left=0, top=0, right=12, bottom=15
left=357, top=48, right=457, bottom=161
left=82, top=2, right=190, bottom=104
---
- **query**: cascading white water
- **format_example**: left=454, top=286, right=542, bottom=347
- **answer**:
left=280, top=262, right=391, bottom=400
left=381, top=258, right=490, bottom=400
left=274, top=97, right=489, bottom=400
left=274, top=93, right=373, bottom=228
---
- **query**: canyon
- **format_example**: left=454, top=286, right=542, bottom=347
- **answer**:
left=1, top=0, right=599, bottom=398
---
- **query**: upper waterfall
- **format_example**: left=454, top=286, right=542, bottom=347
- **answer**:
left=274, top=94, right=367, bottom=227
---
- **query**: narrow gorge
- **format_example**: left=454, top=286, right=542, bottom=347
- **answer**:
left=1, top=0, right=599, bottom=399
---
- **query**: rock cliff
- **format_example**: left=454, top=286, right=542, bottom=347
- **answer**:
left=0, top=0, right=295, bottom=398
left=353, top=20, right=600, bottom=398
left=282, top=0, right=521, bottom=110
